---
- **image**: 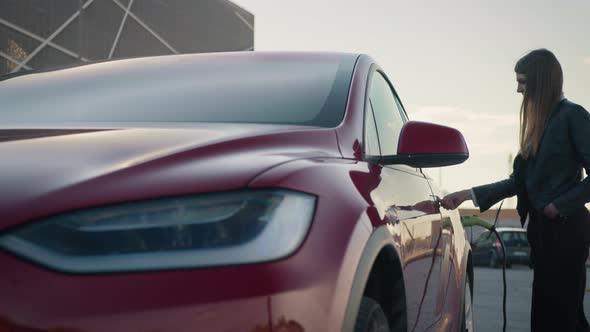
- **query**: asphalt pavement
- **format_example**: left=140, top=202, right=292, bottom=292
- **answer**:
left=473, top=265, right=590, bottom=331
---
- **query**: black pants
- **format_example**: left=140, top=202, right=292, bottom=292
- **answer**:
left=528, top=208, right=590, bottom=332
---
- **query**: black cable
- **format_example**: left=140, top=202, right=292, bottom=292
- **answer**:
left=410, top=230, right=443, bottom=332
left=462, top=201, right=508, bottom=331
left=489, top=226, right=507, bottom=332
left=490, top=200, right=507, bottom=332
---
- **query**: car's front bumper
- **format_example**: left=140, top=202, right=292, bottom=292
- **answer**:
left=0, top=248, right=336, bottom=332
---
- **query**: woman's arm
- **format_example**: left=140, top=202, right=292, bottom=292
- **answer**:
left=440, top=189, right=473, bottom=210
left=471, top=178, right=516, bottom=212
left=441, top=177, right=516, bottom=211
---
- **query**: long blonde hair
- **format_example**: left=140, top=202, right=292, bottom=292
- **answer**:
left=515, top=49, right=563, bottom=159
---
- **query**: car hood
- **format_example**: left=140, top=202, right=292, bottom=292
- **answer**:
left=0, top=124, right=340, bottom=230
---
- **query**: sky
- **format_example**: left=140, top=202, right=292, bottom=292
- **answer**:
left=232, top=0, right=590, bottom=208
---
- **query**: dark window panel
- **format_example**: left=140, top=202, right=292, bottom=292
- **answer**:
left=49, top=20, right=81, bottom=60
left=80, top=0, right=125, bottom=59
left=112, top=17, right=173, bottom=59
left=217, top=0, right=254, bottom=51
left=224, top=0, right=254, bottom=22
left=28, top=44, right=79, bottom=71
left=0, top=0, right=79, bottom=39
left=0, top=24, right=41, bottom=74
left=53, top=0, right=124, bottom=60
left=0, top=0, right=254, bottom=73
left=131, top=0, right=253, bottom=53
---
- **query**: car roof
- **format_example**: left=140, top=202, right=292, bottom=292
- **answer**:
left=0, top=51, right=364, bottom=129
left=0, top=51, right=361, bottom=84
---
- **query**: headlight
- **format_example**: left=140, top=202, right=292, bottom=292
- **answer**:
left=0, top=190, right=316, bottom=273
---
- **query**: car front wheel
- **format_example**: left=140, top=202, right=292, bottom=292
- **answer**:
left=354, top=296, right=390, bottom=332
left=460, top=275, right=474, bottom=332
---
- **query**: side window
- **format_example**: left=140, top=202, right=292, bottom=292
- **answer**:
left=393, top=93, right=409, bottom=122
left=364, top=104, right=381, bottom=157
left=369, top=72, right=405, bottom=156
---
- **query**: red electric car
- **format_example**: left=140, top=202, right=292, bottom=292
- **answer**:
left=0, top=52, right=473, bottom=332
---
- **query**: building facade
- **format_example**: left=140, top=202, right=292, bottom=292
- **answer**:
left=0, top=0, right=254, bottom=75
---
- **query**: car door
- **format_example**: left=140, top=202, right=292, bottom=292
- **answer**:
left=429, top=185, right=459, bottom=322
left=363, top=69, right=443, bottom=330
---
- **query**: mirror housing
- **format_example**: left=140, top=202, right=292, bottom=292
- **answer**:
left=381, top=121, right=469, bottom=168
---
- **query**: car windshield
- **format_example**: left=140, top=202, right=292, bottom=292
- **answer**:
left=0, top=54, right=357, bottom=128
left=500, top=231, right=528, bottom=246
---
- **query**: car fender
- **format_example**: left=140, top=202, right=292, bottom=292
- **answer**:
left=341, top=225, right=403, bottom=332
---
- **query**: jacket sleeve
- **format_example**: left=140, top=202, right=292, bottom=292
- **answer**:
left=553, top=105, right=590, bottom=216
left=472, top=178, right=516, bottom=213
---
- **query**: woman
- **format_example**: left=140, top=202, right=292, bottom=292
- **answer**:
left=442, top=49, right=590, bottom=332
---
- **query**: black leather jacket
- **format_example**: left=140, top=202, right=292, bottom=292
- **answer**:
left=472, top=99, right=590, bottom=223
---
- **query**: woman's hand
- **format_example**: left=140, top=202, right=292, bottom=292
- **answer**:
left=441, top=189, right=472, bottom=210
left=543, top=203, right=560, bottom=220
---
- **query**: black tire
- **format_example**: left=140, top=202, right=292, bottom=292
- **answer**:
left=389, top=277, right=407, bottom=332
left=459, top=275, right=474, bottom=332
left=354, top=296, right=391, bottom=332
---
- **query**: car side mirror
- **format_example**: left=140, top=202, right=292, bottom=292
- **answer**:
left=381, top=121, right=469, bottom=168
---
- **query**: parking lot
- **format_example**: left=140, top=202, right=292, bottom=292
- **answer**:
left=473, top=265, right=590, bottom=331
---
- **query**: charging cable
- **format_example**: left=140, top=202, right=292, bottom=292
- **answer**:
left=460, top=200, right=507, bottom=332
